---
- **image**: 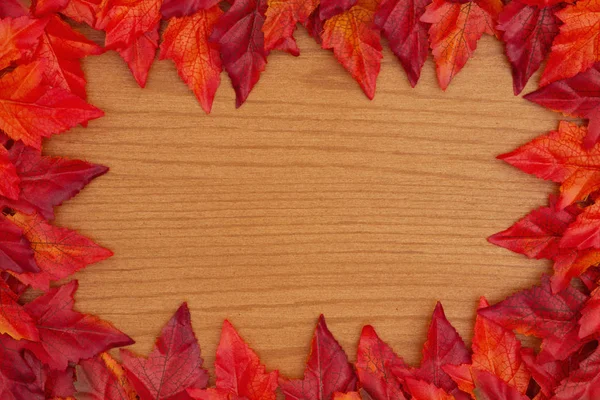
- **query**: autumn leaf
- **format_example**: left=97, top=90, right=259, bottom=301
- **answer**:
left=374, top=0, right=430, bottom=87
left=0, top=215, right=38, bottom=274
left=0, top=146, right=20, bottom=201
left=541, top=0, right=600, bottom=86
left=0, top=277, right=38, bottom=341
left=24, top=351, right=76, bottom=398
left=498, top=1, right=561, bottom=95
left=551, top=347, right=600, bottom=399
left=160, top=7, right=223, bottom=113
left=209, top=0, right=268, bottom=108
left=281, top=315, right=357, bottom=400
left=333, top=392, right=362, bottom=400
left=561, top=202, right=600, bottom=250
left=405, top=379, right=456, bottom=400
left=6, top=211, right=113, bottom=290
left=262, top=0, right=319, bottom=55
left=61, top=0, right=102, bottom=27
left=525, top=63, right=600, bottom=149
left=320, top=0, right=358, bottom=20
left=303, top=6, right=325, bottom=44
left=421, top=0, right=502, bottom=90
left=0, top=334, right=45, bottom=398
left=120, top=303, right=209, bottom=400
left=75, top=352, right=138, bottom=400
left=96, top=0, right=162, bottom=49
left=161, top=0, right=220, bottom=19
left=22, top=281, right=134, bottom=370
left=31, top=0, right=70, bottom=16
left=0, top=62, right=103, bottom=149
left=0, top=0, right=28, bottom=18
left=0, top=16, right=47, bottom=71
left=117, top=24, right=159, bottom=88
left=579, top=286, right=600, bottom=338
left=471, top=370, right=529, bottom=400
left=322, top=0, right=382, bottom=99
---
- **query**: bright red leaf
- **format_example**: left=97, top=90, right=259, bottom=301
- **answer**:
left=31, top=0, right=70, bottom=16
left=0, top=146, right=20, bottom=201
left=61, top=0, right=102, bottom=27
left=117, top=23, right=159, bottom=88
left=160, top=7, right=223, bottom=113
left=0, top=215, right=38, bottom=274
left=120, top=303, right=209, bottom=400
left=281, top=315, right=357, bottom=400
left=0, top=16, right=47, bottom=71
left=579, top=287, right=600, bottom=338
left=320, top=0, right=358, bottom=20
left=96, top=0, right=162, bottom=49
left=405, top=378, right=456, bottom=400
left=75, top=352, right=138, bottom=400
left=561, top=202, right=600, bottom=250
left=471, top=370, right=529, bottom=400
left=0, top=0, right=28, bottom=18
left=262, top=0, right=319, bottom=55
left=161, top=0, right=220, bottom=19
left=0, top=278, right=38, bottom=341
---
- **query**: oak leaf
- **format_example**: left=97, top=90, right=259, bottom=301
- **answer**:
left=75, top=352, right=138, bottom=400
left=262, top=0, right=319, bottom=55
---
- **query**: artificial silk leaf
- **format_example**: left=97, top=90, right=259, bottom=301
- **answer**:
left=421, top=0, right=502, bottom=90
left=0, top=278, right=38, bottom=341
left=116, top=24, right=158, bottom=88
left=160, top=7, right=223, bottom=113
left=0, top=62, right=103, bottom=149
left=2, top=140, right=108, bottom=221
left=321, top=0, right=382, bottom=99
left=303, top=6, right=325, bottom=44
left=471, top=370, right=529, bottom=400
left=61, top=0, right=101, bottom=27
left=551, top=347, right=600, bottom=399
left=6, top=211, right=113, bottom=290
left=96, top=0, right=162, bottom=49
left=0, top=334, right=45, bottom=399
left=31, top=0, right=70, bottom=16
left=497, top=1, right=561, bottom=95
left=405, top=379, right=456, bottom=400
left=0, top=16, right=47, bottom=71
left=541, top=0, right=600, bottom=86
left=498, top=121, right=600, bottom=209
left=22, top=281, right=134, bottom=371
left=333, top=393, right=362, bottom=400
left=161, top=0, right=220, bottom=18
left=374, top=0, right=430, bottom=87
left=0, top=0, right=28, bottom=18
left=0, top=215, right=38, bottom=274
left=262, top=0, right=319, bottom=55
left=35, top=16, right=103, bottom=100
left=209, top=0, right=268, bottom=108
left=553, top=247, right=600, bottom=295
left=525, top=63, right=600, bottom=149
left=24, top=352, right=76, bottom=398
left=75, top=353, right=138, bottom=400
left=0, top=146, right=20, bottom=201
left=562, top=202, right=600, bottom=250
left=579, top=287, right=600, bottom=338
left=281, top=315, right=357, bottom=400
left=190, top=320, right=278, bottom=400
left=413, top=302, right=471, bottom=399
left=355, top=325, right=409, bottom=400
left=120, top=303, right=209, bottom=400
left=479, top=275, right=591, bottom=361
left=320, top=0, right=358, bottom=20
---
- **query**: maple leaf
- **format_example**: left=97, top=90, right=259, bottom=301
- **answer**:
left=209, top=0, right=268, bottom=108
left=525, top=63, right=600, bottom=149
left=405, top=378, right=456, bottom=400
left=0, top=16, right=47, bottom=71
left=0, top=334, right=45, bottom=399
left=35, top=16, right=103, bottom=100
left=498, top=1, right=561, bottom=95
left=541, top=0, right=600, bottom=86
left=0, top=0, right=28, bottom=18
left=355, top=325, right=410, bottom=400
left=303, top=7, right=325, bottom=44
left=21, top=280, right=133, bottom=370
left=159, top=7, right=223, bottom=113
left=31, top=0, right=70, bottom=16
left=189, top=320, right=278, bottom=400
left=0, top=62, right=103, bottom=149
left=262, top=0, right=319, bottom=55
left=374, top=0, right=430, bottom=87
left=0, top=146, right=19, bottom=201
left=551, top=347, right=600, bottom=399
left=498, top=121, right=600, bottom=209
left=421, top=0, right=502, bottom=90
left=161, top=0, right=220, bottom=19
left=96, top=0, right=162, bottom=49
left=321, top=0, right=382, bottom=100
left=75, top=352, right=138, bottom=400
left=5, top=211, right=113, bottom=290
left=471, top=370, right=530, bottom=400
left=561, top=202, right=600, bottom=250
left=61, top=0, right=102, bottom=27
left=120, top=303, right=209, bottom=400
left=0, top=278, right=38, bottom=341
left=479, top=275, right=592, bottom=361
left=320, top=0, right=358, bottom=20
left=24, top=351, right=76, bottom=398
left=579, top=286, right=600, bottom=338
left=117, top=23, right=159, bottom=88
left=281, top=315, right=357, bottom=400
left=0, top=215, right=38, bottom=274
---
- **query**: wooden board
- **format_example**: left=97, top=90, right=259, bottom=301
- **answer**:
left=45, top=29, right=561, bottom=378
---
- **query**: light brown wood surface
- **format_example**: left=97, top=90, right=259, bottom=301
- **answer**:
left=45, top=29, right=561, bottom=377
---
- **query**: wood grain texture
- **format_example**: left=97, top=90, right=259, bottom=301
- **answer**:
left=44, top=29, right=562, bottom=378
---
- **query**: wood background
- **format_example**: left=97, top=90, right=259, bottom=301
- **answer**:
left=44, top=29, right=561, bottom=378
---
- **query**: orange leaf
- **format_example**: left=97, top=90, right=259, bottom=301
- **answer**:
left=421, top=0, right=502, bottom=90
left=117, top=24, right=159, bottom=88
left=321, top=0, right=382, bottom=99
left=405, top=378, right=456, bottom=400
left=0, top=15, right=47, bottom=70
left=0, top=145, right=19, bottom=200
left=159, top=7, right=223, bottom=113
left=75, top=353, right=138, bottom=400
left=333, top=392, right=362, bottom=400
left=97, top=0, right=162, bottom=49
left=263, top=0, right=319, bottom=55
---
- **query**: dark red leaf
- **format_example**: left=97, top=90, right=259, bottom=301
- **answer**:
left=0, top=214, right=38, bottom=274
left=320, top=0, right=358, bottom=20
left=0, top=0, right=28, bottom=18
left=161, top=0, right=220, bottom=18
left=551, top=346, right=600, bottom=399
left=0, top=335, right=44, bottom=399
left=0, top=277, right=39, bottom=341
left=471, top=370, right=529, bottom=400
left=75, top=353, right=138, bottom=400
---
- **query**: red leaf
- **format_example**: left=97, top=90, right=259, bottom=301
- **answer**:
left=0, top=16, right=47, bottom=71
left=333, top=392, right=362, bottom=400
left=0, top=215, right=38, bottom=274
left=0, top=277, right=39, bottom=341
left=61, top=0, right=102, bottom=27
left=262, top=0, right=319, bottom=55
left=0, top=334, right=45, bottom=399
left=405, top=378, right=456, bottom=400
left=551, top=347, right=600, bottom=399
left=498, top=1, right=561, bottom=95
left=479, top=275, right=591, bottom=361
left=189, top=320, right=278, bottom=400
left=120, top=303, right=209, bottom=400
left=24, top=351, right=76, bottom=398
left=159, top=7, right=223, bottom=113
left=281, top=315, right=357, bottom=400
left=22, top=281, right=134, bottom=371
left=161, top=0, right=220, bottom=19
left=6, top=211, right=113, bottom=290
left=0, top=0, right=28, bottom=18
left=117, top=24, right=158, bottom=88
left=209, top=0, right=268, bottom=108
left=0, top=145, right=20, bottom=201
left=355, top=325, right=409, bottom=400
left=97, top=0, right=162, bottom=49
left=374, top=0, right=430, bottom=87
left=0, top=62, right=104, bottom=149
left=320, top=0, right=358, bottom=20
left=303, top=7, right=325, bottom=44
left=579, top=287, right=600, bottom=338
left=413, top=302, right=471, bottom=399
left=561, top=202, right=600, bottom=250
left=471, top=370, right=529, bottom=400
left=75, top=352, right=138, bottom=400
left=321, top=0, right=383, bottom=99
left=421, top=0, right=502, bottom=90
left=31, top=0, right=70, bottom=16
